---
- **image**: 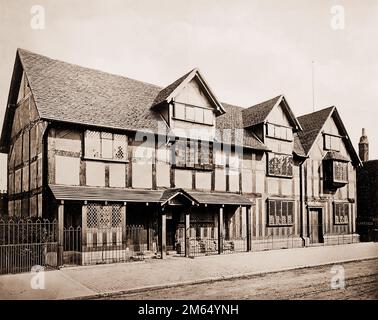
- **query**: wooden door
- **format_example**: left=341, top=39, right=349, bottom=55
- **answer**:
left=309, top=209, right=323, bottom=243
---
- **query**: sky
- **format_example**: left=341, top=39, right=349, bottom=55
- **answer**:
left=0, top=0, right=377, bottom=190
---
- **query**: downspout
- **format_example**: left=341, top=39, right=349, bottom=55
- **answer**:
left=299, top=159, right=306, bottom=246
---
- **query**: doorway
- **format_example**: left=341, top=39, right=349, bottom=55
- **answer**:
left=309, top=208, right=323, bottom=244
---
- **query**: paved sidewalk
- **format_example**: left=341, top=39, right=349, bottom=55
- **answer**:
left=0, top=242, right=377, bottom=300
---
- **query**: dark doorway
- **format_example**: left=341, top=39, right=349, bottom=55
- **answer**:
left=309, top=208, right=323, bottom=244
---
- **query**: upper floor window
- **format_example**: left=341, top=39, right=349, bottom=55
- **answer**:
left=267, top=152, right=293, bottom=178
left=173, top=139, right=213, bottom=170
left=333, top=161, right=348, bottom=183
left=334, top=202, right=349, bottom=225
left=174, top=103, right=213, bottom=125
left=266, top=123, right=293, bottom=141
left=84, top=130, right=128, bottom=161
left=324, top=133, right=341, bottom=151
left=267, top=199, right=294, bottom=226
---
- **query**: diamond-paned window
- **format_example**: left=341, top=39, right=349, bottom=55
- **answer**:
left=84, top=130, right=127, bottom=161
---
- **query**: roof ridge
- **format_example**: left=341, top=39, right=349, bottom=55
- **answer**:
left=297, top=106, right=335, bottom=119
left=17, top=48, right=163, bottom=90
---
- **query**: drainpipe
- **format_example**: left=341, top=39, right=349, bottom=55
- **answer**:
left=299, top=161, right=306, bottom=246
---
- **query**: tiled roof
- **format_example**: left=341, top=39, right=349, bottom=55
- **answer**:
left=293, top=133, right=307, bottom=157
left=49, top=185, right=253, bottom=205
left=17, top=49, right=267, bottom=150
left=323, top=151, right=350, bottom=162
left=296, top=107, right=335, bottom=155
left=152, top=69, right=194, bottom=107
left=217, top=102, right=268, bottom=150
left=242, top=95, right=282, bottom=128
left=19, top=49, right=167, bottom=133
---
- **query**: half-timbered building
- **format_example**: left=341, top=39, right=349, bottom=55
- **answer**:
left=0, top=49, right=361, bottom=265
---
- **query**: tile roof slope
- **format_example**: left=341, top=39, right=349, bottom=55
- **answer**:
left=152, top=69, right=194, bottom=107
left=297, top=106, right=335, bottom=155
left=217, top=102, right=268, bottom=150
left=18, top=48, right=167, bottom=133
left=242, top=95, right=282, bottom=128
left=18, top=49, right=267, bottom=150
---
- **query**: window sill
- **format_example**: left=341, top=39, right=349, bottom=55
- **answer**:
left=83, top=157, right=129, bottom=164
left=267, top=174, right=293, bottom=179
left=172, top=165, right=214, bottom=171
left=267, top=224, right=294, bottom=227
left=171, top=117, right=214, bottom=127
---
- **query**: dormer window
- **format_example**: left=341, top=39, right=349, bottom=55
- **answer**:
left=266, top=123, right=293, bottom=141
left=324, top=133, right=341, bottom=152
left=173, top=102, right=213, bottom=125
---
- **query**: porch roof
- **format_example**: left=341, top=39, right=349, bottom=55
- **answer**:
left=188, top=191, right=253, bottom=206
left=48, top=185, right=253, bottom=206
left=48, top=185, right=162, bottom=203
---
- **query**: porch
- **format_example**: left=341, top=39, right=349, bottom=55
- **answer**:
left=49, top=185, right=253, bottom=265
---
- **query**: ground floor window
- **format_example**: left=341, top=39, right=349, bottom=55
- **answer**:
left=87, top=203, right=123, bottom=229
left=267, top=199, right=294, bottom=226
left=334, top=202, right=349, bottom=225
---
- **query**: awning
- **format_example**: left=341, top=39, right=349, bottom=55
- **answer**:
left=48, top=184, right=162, bottom=203
left=49, top=185, right=253, bottom=206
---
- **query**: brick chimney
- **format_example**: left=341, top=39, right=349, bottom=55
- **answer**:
left=359, top=128, right=369, bottom=162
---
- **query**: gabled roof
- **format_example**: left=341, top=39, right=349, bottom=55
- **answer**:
left=152, top=68, right=225, bottom=115
left=159, top=188, right=198, bottom=206
left=0, top=49, right=268, bottom=152
left=297, top=106, right=361, bottom=166
left=216, top=102, right=269, bottom=151
left=297, top=107, right=334, bottom=155
left=242, top=95, right=302, bottom=131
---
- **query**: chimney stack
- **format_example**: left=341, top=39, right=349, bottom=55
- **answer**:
left=359, top=128, right=369, bottom=162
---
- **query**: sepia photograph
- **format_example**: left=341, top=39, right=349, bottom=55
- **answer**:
left=0, top=0, right=377, bottom=314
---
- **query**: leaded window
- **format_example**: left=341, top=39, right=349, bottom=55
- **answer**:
left=267, top=199, right=294, bottom=226
left=333, top=161, right=348, bottom=183
left=334, top=202, right=349, bottom=225
left=86, top=203, right=123, bottom=229
left=267, top=153, right=293, bottom=178
left=173, top=139, right=213, bottom=169
left=84, top=130, right=127, bottom=161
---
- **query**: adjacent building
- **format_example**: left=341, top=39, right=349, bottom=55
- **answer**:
left=0, top=49, right=361, bottom=265
left=357, top=129, right=378, bottom=241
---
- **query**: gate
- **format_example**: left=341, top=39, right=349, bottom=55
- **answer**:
left=0, top=218, right=58, bottom=275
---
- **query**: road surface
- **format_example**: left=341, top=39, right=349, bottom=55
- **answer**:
left=104, top=258, right=378, bottom=300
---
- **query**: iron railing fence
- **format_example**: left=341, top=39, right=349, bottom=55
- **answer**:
left=251, top=223, right=358, bottom=252
left=0, top=218, right=58, bottom=275
left=62, top=224, right=154, bottom=266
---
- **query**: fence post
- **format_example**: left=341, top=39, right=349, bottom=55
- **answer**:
left=218, top=206, right=224, bottom=254
left=246, top=205, right=252, bottom=252
left=185, top=209, right=190, bottom=257
left=58, top=200, right=64, bottom=266
left=81, top=201, right=87, bottom=265
left=160, top=208, right=166, bottom=259
left=122, top=202, right=127, bottom=245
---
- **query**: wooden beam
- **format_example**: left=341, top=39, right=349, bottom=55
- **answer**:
left=58, top=201, right=64, bottom=266
left=218, top=206, right=224, bottom=254
left=161, top=211, right=166, bottom=259
left=185, top=209, right=190, bottom=257
left=246, top=206, right=252, bottom=251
